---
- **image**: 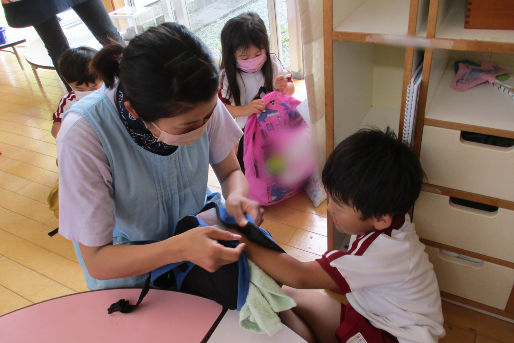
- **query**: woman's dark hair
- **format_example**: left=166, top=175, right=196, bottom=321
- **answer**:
left=91, top=22, right=219, bottom=122
left=58, top=46, right=98, bottom=86
left=322, top=128, right=425, bottom=220
left=220, top=12, right=273, bottom=106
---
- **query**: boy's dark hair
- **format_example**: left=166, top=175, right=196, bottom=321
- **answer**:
left=220, top=12, right=273, bottom=106
left=91, top=22, right=219, bottom=122
left=322, top=128, right=425, bottom=220
left=58, top=47, right=98, bottom=86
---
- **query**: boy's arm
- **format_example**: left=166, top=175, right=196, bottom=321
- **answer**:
left=243, top=237, right=340, bottom=293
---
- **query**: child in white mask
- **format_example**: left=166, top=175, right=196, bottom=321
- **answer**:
left=218, top=12, right=294, bottom=171
left=51, top=46, right=103, bottom=138
left=48, top=46, right=103, bottom=220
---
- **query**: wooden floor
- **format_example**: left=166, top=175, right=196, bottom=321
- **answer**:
left=0, top=46, right=513, bottom=343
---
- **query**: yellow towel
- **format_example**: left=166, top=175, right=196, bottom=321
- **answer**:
left=239, top=260, right=297, bottom=336
left=47, top=178, right=59, bottom=219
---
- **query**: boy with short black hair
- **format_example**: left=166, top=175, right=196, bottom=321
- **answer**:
left=240, top=128, right=445, bottom=343
left=51, top=46, right=102, bottom=138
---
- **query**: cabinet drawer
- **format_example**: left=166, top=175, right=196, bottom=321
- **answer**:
left=414, top=191, right=514, bottom=262
left=420, top=126, right=514, bottom=202
left=426, top=246, right=514, bottom=310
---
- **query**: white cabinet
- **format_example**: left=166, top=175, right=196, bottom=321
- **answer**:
left=324, top=0, right=514, bottom=318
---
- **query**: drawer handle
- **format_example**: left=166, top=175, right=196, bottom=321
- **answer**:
left=438, top=249, right=483, bottom=269
left=449, top=197, right=498, bottom=215
left=460, top=131, right=514, bottom=151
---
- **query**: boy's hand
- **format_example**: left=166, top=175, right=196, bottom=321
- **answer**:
left=244, top=99, right=265, bottom=116
left=274, top=75, right=288, bottom=92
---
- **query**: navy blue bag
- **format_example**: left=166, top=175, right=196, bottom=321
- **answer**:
left=108, top=201, right=283, bottom=313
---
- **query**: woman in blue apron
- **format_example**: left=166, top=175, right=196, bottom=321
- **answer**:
left=56, top=22, right=262, bottom=290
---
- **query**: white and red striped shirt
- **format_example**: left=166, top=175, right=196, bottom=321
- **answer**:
left=52, top=91, right=77, bottom=123
left=317, top=215, right=445, bottom=343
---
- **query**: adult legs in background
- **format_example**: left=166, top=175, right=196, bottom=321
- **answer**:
left=72, top=0, right=123, bottom=45
left=33, top=16, right=71, bottom=90
left=33, top=0, right=123, bottom=90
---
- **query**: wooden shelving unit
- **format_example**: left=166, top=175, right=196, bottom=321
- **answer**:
left=324, top=0, right=514, bottom=320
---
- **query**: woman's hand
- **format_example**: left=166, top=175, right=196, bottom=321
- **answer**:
left=212, top=149, right=263, bottom=226
left=225, top=192, right=264, bottom=226
left=175, top=226, right=245, bottom=272
left=243, top=99, right=265, bottom=116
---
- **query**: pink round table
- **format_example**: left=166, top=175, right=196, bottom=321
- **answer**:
left=0, top=289, right=224, bottom=343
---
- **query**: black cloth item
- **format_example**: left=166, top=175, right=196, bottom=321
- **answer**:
left=202, top=202, right=285, bottom=253
left=108, top=202, right=284, bottom=314
left=115, top=84, right=178, bottom=156
left=181, top=264, right=239, bottom=310
left=146, top=212, right=241, bottom=310
left=151, top=202, right=285, bottom=309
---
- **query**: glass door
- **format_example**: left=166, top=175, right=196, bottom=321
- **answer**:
left=167, top=0, right=301, bottom=71
left=125, top=0, right=302, bottom=73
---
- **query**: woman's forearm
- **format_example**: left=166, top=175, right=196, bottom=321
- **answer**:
left=220, top=168, right=249, bottom=199
left=79, top=238, right=182, bottom=280
left=79, top=227, right=244, bottom=280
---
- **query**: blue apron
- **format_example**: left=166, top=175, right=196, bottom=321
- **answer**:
left=67, top=89, right=209, bottom=290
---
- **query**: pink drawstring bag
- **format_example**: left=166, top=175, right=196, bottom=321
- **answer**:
left=450, top=60, right=510, bottom=91
left=243, top=91, right=316, bottom=205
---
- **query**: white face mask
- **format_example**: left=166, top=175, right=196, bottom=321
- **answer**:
left=74, top=90, right=95, bottom=100
left=148, top=120, right=209, bottom=146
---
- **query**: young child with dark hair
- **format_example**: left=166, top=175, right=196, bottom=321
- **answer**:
left=48, top=46, right=103, bottom=219
left=238, top=128, right=445, bottom=343
left=219, top=12, right=295, bottom=170
left=219, top=12, right=294, bottom=126
left=51, top=46, right=102, bottom=138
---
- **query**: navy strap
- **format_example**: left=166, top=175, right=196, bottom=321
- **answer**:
left=107, top=274, right=151, bottom=314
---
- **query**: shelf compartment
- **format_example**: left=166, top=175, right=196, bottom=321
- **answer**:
left=425, top=51, right=514, bottom=136
left=435, top=0, right=514, bottom=46
left=414, top=191, right=514, bottom=263
left=332, top=41, right=405, bottom=144
left=333, top=0, right=411, bottom=36
left=419, top=126, right=514, bottom=202
left=425, top=245, right=514, bottom=311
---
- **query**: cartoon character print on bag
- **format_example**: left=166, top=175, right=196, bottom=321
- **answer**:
left=243, top=91, right=316, bottom=205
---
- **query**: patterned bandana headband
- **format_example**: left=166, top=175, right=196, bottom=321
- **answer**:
left=115, top=84, right=178, bottom=156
